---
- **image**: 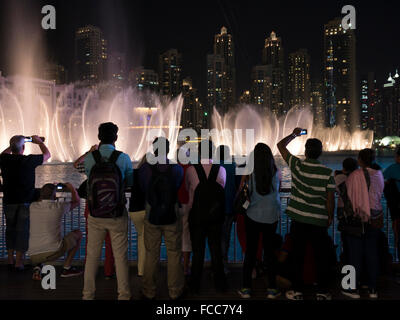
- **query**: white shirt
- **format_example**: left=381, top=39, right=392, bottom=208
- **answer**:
left=28, top=200, right=72, bottom=256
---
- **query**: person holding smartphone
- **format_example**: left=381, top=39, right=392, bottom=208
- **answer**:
left=0, top=135, right=51, bottom=271
left=28, top=182, right=83, bottom=280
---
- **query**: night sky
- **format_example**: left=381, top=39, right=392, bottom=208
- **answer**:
left=0, top=0, right=399, bottom=102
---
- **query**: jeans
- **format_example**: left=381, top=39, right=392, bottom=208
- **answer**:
left=4, top=204, right=30, bottom=252
left=290, top=221, right=331, bottom=293
left=221, top=214, right=235, bottom=265
left=189, top=220, right=227, bottom=291
left=142, top=218, right=184, bottom=299
left=242, top=215, right=278, bottom=289
left=344, top=228, right=380, bottom=290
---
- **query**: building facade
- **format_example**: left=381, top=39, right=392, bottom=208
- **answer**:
left=134, top=68, right=159, bottom=92
left=250, top=65, right=272, bottom=112
left=214, top=26, right=236, bottom=111
left=288, top=49, right=311, bottom=108
left=207, top=53, right=227, bottom=115
left=323, top=18, right=357, bottom=130
left=158, top=49, right=182, bottom=98
left=42, top=62, right=68, bottom=85
left=262, top=31, right=286, bottom=115
left=74, top=25, right=108, bottom=85
left=381, top=72, right=400, bottom=138
left=182, top=78, right=204, bottom=132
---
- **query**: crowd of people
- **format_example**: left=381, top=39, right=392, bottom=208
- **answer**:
left=0, top=123, right=399, bottom=300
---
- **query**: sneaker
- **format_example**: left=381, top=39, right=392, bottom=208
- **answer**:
left=60, top=266, right=83, bottom=278
left=238, top=288, right=251, bottom=299
left=267, top=288, right=281, bottom=299
left=316, top=292, right=332, bottom=301
left=341, top=289, right=360, bottom=299
left=285, top=290, right=303, bottom=300
left=368, top=289, right=378, bottom=299
left=32, top=266, right=42, bottom=281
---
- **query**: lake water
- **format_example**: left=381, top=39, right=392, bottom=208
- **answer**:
left=0, top=151, right=398, bottom=262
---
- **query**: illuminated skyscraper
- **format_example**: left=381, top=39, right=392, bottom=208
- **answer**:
left=311, top=81, right=325, bottom=126
left=207, top=53, right=226, bottom=116
left=323, top=18, right=357, bottom=130
left=288, top=49, right=311, bottom=108
left=182, top=77, right=204, bottom=132
left=75, top=25, right=108, bottom=85
left=251, top=65, right=272, bottom=112
left=107, top=51, right=126, bottom=82
left=42, top=62, right=67, bottom=85
left=382, top=71, right=400, bottom=137
left=239, top=90, right=251, bottom=104
left=159, top=49, right=182, bottom=98
left=134, top=68, right=159, bottom=92
left=214, top=26, right=236, bottom=110
left=262, top=31, right=286, bottom=115
left=207, top=27, right=236, bottom=116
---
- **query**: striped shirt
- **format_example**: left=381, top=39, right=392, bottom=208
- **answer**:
left=285, top=153, right=335, bottom=227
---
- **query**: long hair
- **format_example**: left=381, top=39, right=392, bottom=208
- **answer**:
left=252, top=143, right=277, bottom=195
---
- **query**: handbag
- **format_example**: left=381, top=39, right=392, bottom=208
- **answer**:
left=234, top=175, right=252, bottom=216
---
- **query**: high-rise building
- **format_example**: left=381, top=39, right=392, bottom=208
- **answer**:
left=207, top=53, right=227, bottom=115
left=42, top=62, right=68, bottom=85
left=182, top=77, right=204, bottom=132
left=207, top=27, right=236, bottom=116
left=75, top=25, right=108, bottom=85
left=214, top=26, right=236, bottom=109
left=310, top=81, right=325, bottom=126
left=107, top=51, right=126, bottom=82
left=239, top=90, right=251, bottom=104
left=134, top=68, right=159, bottom=92
left=288, top=49, right=311, bottom=108
left=159, top=49, right=182, bottom=98
left=250, top=65, right=272, bottom=112
left=382, top=71, right=400, bottom=137
left=360, top=72, right=378, bottom=131
left=323, top=18, right=357, bottom=130
left=262, top=31, right=286, bottom=115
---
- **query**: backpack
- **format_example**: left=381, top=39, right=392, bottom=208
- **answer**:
left=337, top=168, right=382, bottom=236
left=88, top=150, right=126, bottom=218
left=189, top=164, right=225, bottom=226
left=147, top=164, right=178, bottom=225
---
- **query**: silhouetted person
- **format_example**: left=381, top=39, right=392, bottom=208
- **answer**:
left=277, top=128, right=335, bottom=301
left=0, top=135, right=50, bottom=270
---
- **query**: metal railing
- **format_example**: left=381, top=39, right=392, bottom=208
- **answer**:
left=0, top=191, right=398, bottom=263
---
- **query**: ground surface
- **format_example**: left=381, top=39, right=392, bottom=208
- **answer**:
left=1, top=263, right=400, bottom=300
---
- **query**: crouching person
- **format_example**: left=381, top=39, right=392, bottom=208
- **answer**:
left=28, top=182, right=82, bottom=280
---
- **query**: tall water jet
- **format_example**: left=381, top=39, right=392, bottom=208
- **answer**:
left=211, top=104, right=373, bottom=156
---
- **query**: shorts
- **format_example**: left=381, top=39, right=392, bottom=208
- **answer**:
left=30, top=230, right=81, bottom=265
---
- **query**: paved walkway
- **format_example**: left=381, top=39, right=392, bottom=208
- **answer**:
left=1, top=263, right=400, bottom=300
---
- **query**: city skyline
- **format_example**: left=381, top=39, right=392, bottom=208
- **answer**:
left=0, top=0, right=399, bottom=101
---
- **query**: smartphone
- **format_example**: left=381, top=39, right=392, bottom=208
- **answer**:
left=56, top=183, right=65, bottom=191
left=24, top=136, right=46, bottom=143
left=300, top=129, right=307, bottom=135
